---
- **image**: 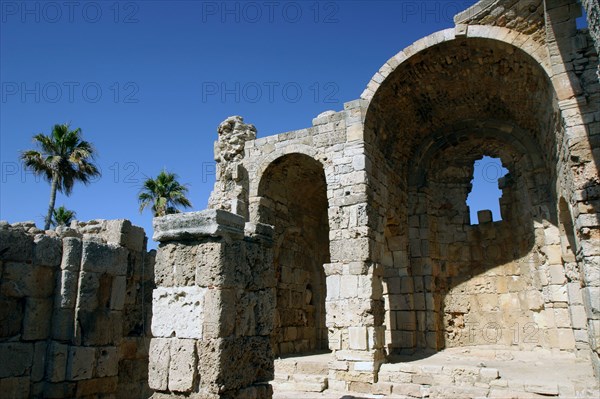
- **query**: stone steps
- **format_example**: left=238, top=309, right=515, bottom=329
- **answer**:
left=273, top=356, right=330, bottom=393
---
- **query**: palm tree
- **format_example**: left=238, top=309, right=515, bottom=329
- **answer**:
left=21, top=123, right=100, bottom=230
left=51, top=206, right=76, bottom=227
left=138, top=169, right=192, bottom=217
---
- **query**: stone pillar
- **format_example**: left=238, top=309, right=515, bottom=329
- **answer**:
left=324, top=142, right=386, bottom=392
left=208, top=116, right=257, bottom=219
left=149, top=210, right=275, bottom=399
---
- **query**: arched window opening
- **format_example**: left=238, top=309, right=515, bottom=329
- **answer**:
left=466, top=156, right=509, bottom=225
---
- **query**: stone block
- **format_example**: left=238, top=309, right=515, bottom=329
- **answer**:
left=151, top=286, right=207, bottom=339
left=81, top=240, right=128, bottom=275
left=110, top=275, right=127, bottom=310
left=0, top=228, right=33, bottom=262
left=96, top=346, right=119, bottom=377
left=477, top=210, right=493, bottom=224
left=33, top=234, right=62, bottom=266
left=31, top=341, right=46, bottom=382
left=153, top=209, right=245, bottom=242
left=0, top=343, right=33, bottom=378
left=103, top=219, right=146, bottom=252
left=1, top=262, right=54, bottom=298
left=75, top=376, right=118, bottom=396
left=51, top=307, right=74, bottom=341
left=0, top=377, right=30, bottom=399
left=168, top=338, right=198, bottom=392
left=583, top=286, right=600, bottom=316
left=22, top=297, right=52, bottom=340
left=78, top=310, right=123, bottom=346
left=57, top=270, right=79, bottom=308
left=348, top=326, right=368, bottom=350
left=61, top=237, right=82, bottom=271
left=66, top=346, right=96, bottom=381
left=46, top=342, right=68, bottom=382
left=0, top=297, right=24, bottom=338
left=148, top=338, right=171, bottom=391
left=43, top=382, right=76, bottom=398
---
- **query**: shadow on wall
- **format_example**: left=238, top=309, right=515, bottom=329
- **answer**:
left=363, top=33, right=583, bottom=357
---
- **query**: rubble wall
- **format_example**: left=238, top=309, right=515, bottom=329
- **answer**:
left=0, top=220, right=154, bottom=399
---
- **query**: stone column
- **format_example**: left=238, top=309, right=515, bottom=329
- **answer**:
left=149, top=210, right=275, bottom=399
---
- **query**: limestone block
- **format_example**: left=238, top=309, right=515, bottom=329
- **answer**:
left=75, top=376, right=118, bottom=396
left=51, top=308, right=74, bottom=341
left=554, top=308, right=572, bottom=328
left=583, top=286, right=600, bottom=316
left=46, top=342, right=68, bottom=382
left=103, top=219, right=146, bottom=252
left=549, top=284, right=569, bottom=302
left=0, top=298, right=23, bottom=338
left=61, top=237, right=82, bottom=271
left=168, top=338, right=197, bottom=392
left=340, top=275, right=358, bottom=298
left=96, top=347, right=119, bottom=377
left=151, top=286, right=208, bottom=339
left=76, top=271, right=101, bottom=311
left=583, top=258, right=600, bottom=286
left=548, top=264, right=566, bottom=284
left=348, top=327, right=368, bottom=350
left=66, top=346, right=96, bottom=380
left=81, top=240, right=128, bottom=275
left=31, top=341, right=46, bottom=382
left=0, top=377, right=30, bottom=399
left=110, top=275, right=127, bottom=310
left=78, top=310, right=123, bottom=346
left=570, top=305, right=588, bottom=329
left=33, top=234, right=62, bottom=266
left=43, top=382, right=76, bottom=398
left=0, top=262, right=54, bottom=298
left=57, top=270, right=79, bottom=308
left=153, top=209, right=245, bottom=242
left=557, top=329, right=576, bottom=350
left=22, top=297, right=52, bottom=340
left=477, top=210, right=493, bottom=224
left=148, top=338, right=171, bottom=391
left=0, top=228, right=33, bottom=262
left=326, top=275, right=340, bottom=300
left=0, top=343, right=33, bottom=378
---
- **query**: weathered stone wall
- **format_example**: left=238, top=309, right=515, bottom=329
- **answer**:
left=149, top=210, right=275, bottom=399
left=257, top=153, right=330, bottom=356
left=582, top=0, right=600, bottom=58
left=0, top=219, right=153, bottom=399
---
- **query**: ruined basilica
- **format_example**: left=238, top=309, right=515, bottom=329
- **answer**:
left=1, top=0, right=599, bottom=398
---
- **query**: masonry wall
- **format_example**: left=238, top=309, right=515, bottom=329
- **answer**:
left=149, top=210, right=275, bottom=399
left=0, top=220, right=153, bottom=399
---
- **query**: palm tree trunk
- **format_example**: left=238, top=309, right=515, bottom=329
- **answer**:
left=44, top=174, right=58, bottom=230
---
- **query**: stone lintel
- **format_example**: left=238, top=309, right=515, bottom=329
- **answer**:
left=152, top=209, right=245, bottom=242
left=244, top=222, right=274, bottom=243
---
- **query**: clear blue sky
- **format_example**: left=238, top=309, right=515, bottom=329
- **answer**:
left=1, top=0, right=509, bottom=247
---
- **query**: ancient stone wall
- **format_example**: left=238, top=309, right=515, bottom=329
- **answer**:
left=0, top=220, right=153, bottom=399
left=149, top=210, right=275, bottom=399
left=582, top=0, right=600, bottom=58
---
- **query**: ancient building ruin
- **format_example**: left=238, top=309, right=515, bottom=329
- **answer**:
left=1, top=0, right=599, bottom=398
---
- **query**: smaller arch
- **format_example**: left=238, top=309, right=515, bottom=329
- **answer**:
left=249, top=144, right=322, bottom=198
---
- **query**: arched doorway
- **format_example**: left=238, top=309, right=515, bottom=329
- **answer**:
left=256, top=153, right=330, bottom=356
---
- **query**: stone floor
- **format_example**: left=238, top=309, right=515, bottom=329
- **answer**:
left=272, top=347, right=600, bottom=398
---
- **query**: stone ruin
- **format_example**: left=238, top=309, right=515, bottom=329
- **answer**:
left=1, top=0, right=600, bottom=398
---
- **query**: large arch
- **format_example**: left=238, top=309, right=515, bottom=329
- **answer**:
left=256, top=153, right=331, bottom=356
left=363, top=32, right=581, bottom=356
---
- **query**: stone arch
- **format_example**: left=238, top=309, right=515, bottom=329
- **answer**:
left=363, top=31, right=577, bottom=356
left=249, top=144, right=321, bottom=199
left=256, top=153, right=331, bottom=356
left=361, top=26, right=556, bottom=103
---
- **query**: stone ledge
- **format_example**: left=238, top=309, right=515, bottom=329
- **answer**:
left=153, top=209, right=245, bottom=242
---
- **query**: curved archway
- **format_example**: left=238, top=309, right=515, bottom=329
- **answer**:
left=364, top=35, right=577, bottom=356
left=257, top=153, right=331, bottom=356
